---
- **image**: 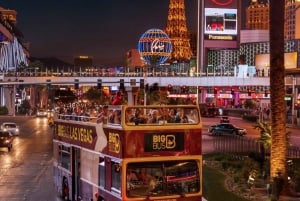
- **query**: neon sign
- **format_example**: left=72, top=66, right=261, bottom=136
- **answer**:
left=211, top=0, right=233, bottom=6
left=151, top=38, right=165, bottom=52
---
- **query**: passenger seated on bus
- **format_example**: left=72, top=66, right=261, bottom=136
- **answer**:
left=175, top=109, right=189, bottom=123
left=158, top=108, right=172, bottom=122
left=79, top=109, right=90, bottom=122
left=97, top=105, right=108, bottom=124
left=129, top=109, right=147, bottom=125
left=109, top=109, right=121, bottom=124
left=167, top=108, right=177, bottom=123
left=125, top=109, right=134, bottom=123
left=147, top=110, right=159, bottom=124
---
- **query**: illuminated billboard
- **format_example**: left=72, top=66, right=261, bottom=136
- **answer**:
left=204, top=8, right=237, bottom=40
left=255, top=52, right=298, bottom=69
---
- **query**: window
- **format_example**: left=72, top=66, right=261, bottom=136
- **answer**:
left=59, top=145, right=71, bottom=170
left=98, top=157, right=105, bottom=187
left=126, top=160, right=200, bottom=197
left=111, top=161, right=121, bottom=194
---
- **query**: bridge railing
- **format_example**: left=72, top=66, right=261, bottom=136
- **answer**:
left=1, top=70, right=268, bottom=78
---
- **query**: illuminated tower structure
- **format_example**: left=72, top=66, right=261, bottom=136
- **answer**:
left=165, top=0, right=193, bottom=63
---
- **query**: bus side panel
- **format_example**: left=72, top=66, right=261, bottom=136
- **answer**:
left=53, top=141, right=72, bottom=200
left=80, top=179, right=93, bottom=200
left=102, top=128, right=125, bottom=158
left=80, top=149, right=100, bottom=200
left=124, top=129, right=202, bottom=157
left=53, top=166, right=72, bottom=200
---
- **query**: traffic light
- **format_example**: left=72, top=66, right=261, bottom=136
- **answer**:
left=74, top=79, right=79, bottom=90
left=167, top=84, right=173, bottom=92
left=214, top=87, right=218, bottom=94
left=247, top=88, right=251, bottom=96
left=120, top=79, right=125, bottom=91
left=181, top=85, right=187, bottom=93
left=150, top=83, right=159, bottom=93
left=140, top=79, right=144, bottom=89
left=46, top=79, right=51, bottom=90
left=97, top=79, right=102, bottom=89
left=19, top=80, right=24, bottom=90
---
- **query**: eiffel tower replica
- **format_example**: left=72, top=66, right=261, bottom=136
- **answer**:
left=165, top=0, right=193, bottom=63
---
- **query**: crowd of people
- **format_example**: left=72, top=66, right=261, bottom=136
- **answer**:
left=52, top=90, right=199, bottom=126
left=125, top=107, right=190, bottom=125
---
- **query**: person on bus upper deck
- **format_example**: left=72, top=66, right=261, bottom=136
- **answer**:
left=125, top=108, right=134, bottom=123
left=158, top=108, right=172, bottom=122
left=112, top=91, right=123, bottom=105
left=130, top=109, right=147, bottom=125
left=168, top=108, right=177, bottom=123
left=97, top=105, right=109, bottom=124
left=109, top=109, right=121, bottom=124
left=175, top=109, right=189, bottom=123
left=147, top=110, right=159, bottom=124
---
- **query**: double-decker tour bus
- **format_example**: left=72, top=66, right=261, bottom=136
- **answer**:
left=53, top=104, right=202, bottom=201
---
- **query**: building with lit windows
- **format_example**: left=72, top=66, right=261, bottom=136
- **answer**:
left=0, top=6, right=17, bottom=24
left=285, top=0, right=300, bottom=40
left=245, top=0, right=269, bottom=30
left=73, top=56, right=93, bottom=70
left=125, top=49, right=146, bottom=71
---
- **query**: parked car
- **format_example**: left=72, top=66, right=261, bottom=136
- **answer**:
left=36, top=108, right=48, bottom=117
left=0, top=122, right=20, bottom=136
left=208, top=123, right=247, bottom=136
left=220, top=116, right=230, bottom=123
left=0, top=131, right=13, bottom=151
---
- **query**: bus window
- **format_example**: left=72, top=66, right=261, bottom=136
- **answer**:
left=59, top=145, right=71, bottom=170
left=126, top=160, right=200, bottom=197
left=111, top=161, right=121, bottom=194
left=98, top=158, right=105, bottom=187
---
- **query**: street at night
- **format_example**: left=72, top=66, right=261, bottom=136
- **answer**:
left=0, top=116, right=59, bottom=201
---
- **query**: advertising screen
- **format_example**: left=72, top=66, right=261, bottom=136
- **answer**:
left=204, top=8, right=237, bottom=36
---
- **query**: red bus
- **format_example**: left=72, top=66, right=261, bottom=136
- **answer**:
left=53, top=104, right=202, bottom=201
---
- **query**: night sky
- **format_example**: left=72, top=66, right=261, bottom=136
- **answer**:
left=1, top=0, right=198, bottom=66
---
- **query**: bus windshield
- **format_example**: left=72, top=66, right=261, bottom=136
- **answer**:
left=126, top=160, right=200, bottom=197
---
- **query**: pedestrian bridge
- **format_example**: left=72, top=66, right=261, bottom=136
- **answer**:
left=2, top=74, right=271, bottom=88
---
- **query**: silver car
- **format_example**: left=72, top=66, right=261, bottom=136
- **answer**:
left=1, top=122, right=20, bottom=136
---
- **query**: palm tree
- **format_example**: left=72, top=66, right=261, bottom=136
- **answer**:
left=269, top=0, right=287, bottom=199
left=254, top=122, right=291, bottom=172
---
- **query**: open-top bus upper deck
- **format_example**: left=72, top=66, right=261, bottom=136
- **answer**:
left=54, top=105, right=202, bottom=158
left=53, top=104, right=202, bottom=201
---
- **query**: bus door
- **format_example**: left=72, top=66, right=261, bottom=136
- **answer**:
left=71, top=147, right=81, bottom=200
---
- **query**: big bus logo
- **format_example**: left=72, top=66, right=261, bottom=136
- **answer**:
left=108, top=132, right=120, bottom=153
left=153, top=135, right=176, bottom=150
left=144, top=133, right=184, bottom=152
